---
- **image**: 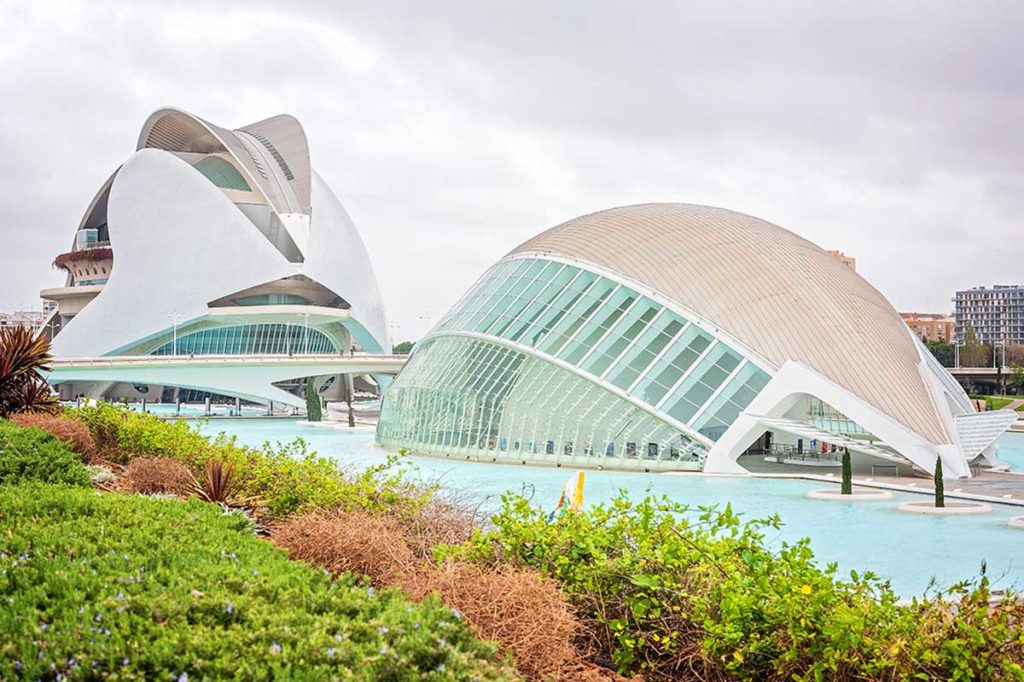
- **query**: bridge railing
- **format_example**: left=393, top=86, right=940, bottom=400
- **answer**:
left=51, top=353, right=409, bottom=366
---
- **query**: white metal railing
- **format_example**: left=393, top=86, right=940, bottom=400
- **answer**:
left=51, top=353, right=408, bottom=366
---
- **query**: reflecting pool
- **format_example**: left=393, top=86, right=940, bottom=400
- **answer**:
left=998, top=432, right=1024, bottom=472
left=192, top=418, right=1024, bottom=597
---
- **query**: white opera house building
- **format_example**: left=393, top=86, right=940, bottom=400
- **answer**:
left=377, top=204, right=1014, bottom=477
left=42, top=108, right=390, bottom=407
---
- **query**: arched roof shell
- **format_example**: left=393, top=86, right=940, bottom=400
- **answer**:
left=509, top=203, right=947, bottom=443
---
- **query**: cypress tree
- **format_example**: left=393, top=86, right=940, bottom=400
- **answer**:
left=305, top=378, right=322, bottom=422
left=841, top=447, right=852, bottom=495
left=934, top=455, right=944, bottom=508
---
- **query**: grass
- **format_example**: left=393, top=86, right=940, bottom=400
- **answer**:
left=970, top=395, right=1019, bottom=410
left=987, top=396, right=1016, bottom=410
left=0, top=419, right=90, bottom=487
left=0, top=484, right=513, bottom=680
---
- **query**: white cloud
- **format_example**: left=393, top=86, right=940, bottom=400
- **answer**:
left=2, top=0, right=1023, bottom=342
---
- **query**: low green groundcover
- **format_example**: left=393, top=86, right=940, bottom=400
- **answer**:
left=0, top=484, right=512, bottom=680
left=0, top=420, right=90, bottom=487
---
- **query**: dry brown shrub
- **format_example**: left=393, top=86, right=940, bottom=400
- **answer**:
left=399, top=495, right=484, bottom=559
left=401, top=560, right=579, bottom=681
left=123, top=457, right=194, bottom=496
left=559, top=657, right=637, bottom=681
left=9, top=412, right=97, bottom=461
left=271, top=511, right=416, bottom=586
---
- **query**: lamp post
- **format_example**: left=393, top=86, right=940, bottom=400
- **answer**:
left=389, top=321, right=401, bottom=354
left=166, top=313, right=182, bottom=356
left=298, top=312, right=310, bottom=355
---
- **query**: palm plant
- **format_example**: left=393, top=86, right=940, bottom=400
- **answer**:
left=193, top=459, right=234, bottom=505
left=0, top=327, right=58, bottom=417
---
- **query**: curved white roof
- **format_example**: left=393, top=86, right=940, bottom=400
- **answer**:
left=510, top=203, right=948, bottom=444
left=137, top=108, right=311, bottom=215
left=53, top=107, right=390, bottom=357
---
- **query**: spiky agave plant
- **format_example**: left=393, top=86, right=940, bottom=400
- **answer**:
left=0, top=326, right=57, bottom=417
left=193, top=459, right=234, bottom=505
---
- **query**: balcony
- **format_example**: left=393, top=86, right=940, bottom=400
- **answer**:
left=53, top=244, right=113, bottom=272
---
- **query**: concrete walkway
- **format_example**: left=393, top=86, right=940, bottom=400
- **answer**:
left=1004, top=398, right=1024, bottom=413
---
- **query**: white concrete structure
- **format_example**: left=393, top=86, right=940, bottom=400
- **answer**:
left=379, top=204, right=1012, bottom=477
left=47, top=354, right=406, bottom=409
left=43, top=108, right=390, bottom=405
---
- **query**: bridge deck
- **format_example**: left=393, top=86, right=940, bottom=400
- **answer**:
left=50, top=353, right=408, bottom=367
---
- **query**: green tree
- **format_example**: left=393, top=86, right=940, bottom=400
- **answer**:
left=1011, top=363, right=1024, bottom=394
left=959, top=322, right=989, bottom=368
left=923, top=339, right=954, bottom=367
left=346, top=375, right=355, bottom=428
left=841, top=447, right=852, bottom=495
left=934, top=455, right=944, bottom=508
left=305, top=378, right=322, bottom=422
left=393, top=340, right=414, bottom=354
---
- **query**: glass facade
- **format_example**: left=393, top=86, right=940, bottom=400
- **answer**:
left=234, top=294, right=310, bottom=306
left=378, top=336, right=706, bottom=467
left=193, top=156, right=252, bottom=192
left=151, top=323, right=336, bottom=356
left=379, top=257, right=774, bottom=467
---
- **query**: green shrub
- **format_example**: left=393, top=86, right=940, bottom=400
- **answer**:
left=448, top=492, right=1024, bottom=680
left=306, top=378, right=322, bottom=422
left=72, top=402, right=212, bottom=466
left=0, top=420, right=90, bottom=486
left=841, top=447, right=852, bottom=495
left=68, top=404, right=433, bottom=520
left=0, top=484, right=514, bottom=680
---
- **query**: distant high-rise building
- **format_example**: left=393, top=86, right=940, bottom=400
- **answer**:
left=954, top=285, right=1024, bottom=344
left=0, top=310, right=48, bottom=333
left=827, top=250, right=856, bottom=271
left=901, top=313, right=955, bottom=343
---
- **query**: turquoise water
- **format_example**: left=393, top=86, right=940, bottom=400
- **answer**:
left=193, top=419, right=1024, bottom=597
left=998, top=432, right=1024, bottom=471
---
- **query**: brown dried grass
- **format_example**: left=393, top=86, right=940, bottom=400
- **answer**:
left=123, top=457, right=194, bottom=496
left=401, top=560, right=579, bottom=681
left=399, top=495, right=484, bottom=559
left=558, top=657, right=636, bottom=681
left=9, top=412, right=97, bottom=461
left=272, top=509, right=584, bottom=680
left=271, top=511, right=416, bottom=586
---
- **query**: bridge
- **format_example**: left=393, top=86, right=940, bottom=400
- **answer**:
left=947, top=366, right=1015, bottom=388
left=46, top=354, right=408, bottom=409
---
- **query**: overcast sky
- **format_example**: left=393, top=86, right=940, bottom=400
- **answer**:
left=2, top=0, right=1022, bottom=341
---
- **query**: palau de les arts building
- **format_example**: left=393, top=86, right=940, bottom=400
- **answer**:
left=41, top=110, right=1013, bottom=477
left=377, top=204, right=1015, bottom=477
left=42, top=108, right=389, bottom=407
